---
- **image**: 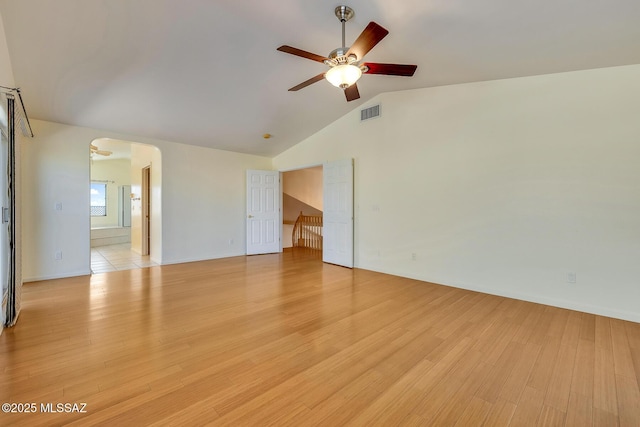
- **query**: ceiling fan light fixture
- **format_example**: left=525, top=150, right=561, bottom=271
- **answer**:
left=277, top=6, right=416, bottom=102
left=325, top=64, right=362, bottom=89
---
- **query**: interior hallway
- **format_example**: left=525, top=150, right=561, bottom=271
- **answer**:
left=91, top=243, right=158, bottom=273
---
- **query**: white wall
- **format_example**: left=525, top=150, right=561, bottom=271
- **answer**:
left=90, top=158, right=131, bottom=228
left=22, top=119, right=271, bottom=281
left=22, top=121, right=91, bottom=281
left=159, top=144, right=271, bottom=264
left=0, top=10, right=14, bottom=87
left=274, top=64, right=640, bottom=323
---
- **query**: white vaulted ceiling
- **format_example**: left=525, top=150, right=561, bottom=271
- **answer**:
left=1, top=0, right=640, bottom=156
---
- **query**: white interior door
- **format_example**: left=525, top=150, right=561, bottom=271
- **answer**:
left=323, top=159, right=354, bottom=268
left=246, top=170, right=280, bottom=255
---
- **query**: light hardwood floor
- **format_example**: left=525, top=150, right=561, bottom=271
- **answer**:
left=2, top=249, right=639, bottom=426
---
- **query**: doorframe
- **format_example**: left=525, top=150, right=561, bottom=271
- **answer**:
left=141, top=165, right=151, bottom=256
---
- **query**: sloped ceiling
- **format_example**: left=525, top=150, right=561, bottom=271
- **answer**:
left=1, top=0, right=640, bottom=156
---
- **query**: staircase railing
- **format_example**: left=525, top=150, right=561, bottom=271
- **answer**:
left=292, top=211, right=323, bottom=250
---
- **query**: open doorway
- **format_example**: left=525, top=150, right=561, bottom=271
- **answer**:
left=248, top=160, right=353, bottom=267
left=282, top=166, right=323, bottom=257
left=89, top=138, right=161, bottom=273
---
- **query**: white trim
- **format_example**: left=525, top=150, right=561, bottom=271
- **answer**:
left=160, top=252, right=247, bottom=266
left=278, top=162, right=323, bottom=173
left=363, top=265, right=640, bottom=324
left=23, top=269, right=91, bottom=283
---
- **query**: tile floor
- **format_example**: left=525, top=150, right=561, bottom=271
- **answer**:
left=91, top=243, right=159, bottom=274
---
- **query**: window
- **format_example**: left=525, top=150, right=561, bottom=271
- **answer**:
left=90, top=182, right=107, bottom=216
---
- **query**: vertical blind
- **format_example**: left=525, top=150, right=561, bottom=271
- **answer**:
left=1, top=86, right=32, bottom=328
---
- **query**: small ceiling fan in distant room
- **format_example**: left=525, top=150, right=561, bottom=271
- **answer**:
left=277, top=5, right=417, bottom=102
left=90, top=143, right=112, bottom=157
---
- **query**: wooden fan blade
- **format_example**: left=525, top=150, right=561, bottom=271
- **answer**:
left=344, top=84, right=360, bottom=102
left=277, top=45, right=328, bottom=63
left=345, top=22, right=389, bottom=61
left=96, top=150, right=112, bottom=156
left=362, top=63, right=417, bottom=76
left=288, top=73, right=326, bottom=91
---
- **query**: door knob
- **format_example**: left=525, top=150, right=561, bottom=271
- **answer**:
left=248, top=215, right=254, bottom=218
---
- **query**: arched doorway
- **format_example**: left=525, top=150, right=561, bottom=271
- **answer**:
left=89, top=138, right=162, bottom=273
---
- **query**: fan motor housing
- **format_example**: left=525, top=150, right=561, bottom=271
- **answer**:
left=325, top=48, right=358, bottom=67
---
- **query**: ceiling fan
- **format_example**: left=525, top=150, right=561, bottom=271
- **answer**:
left=277, top=5, right=417, bottom=102
left=90, top=143, right=112, bottom=157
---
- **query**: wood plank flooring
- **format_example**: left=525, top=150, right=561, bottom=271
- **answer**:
left=1, top=249, right=639, bottom=426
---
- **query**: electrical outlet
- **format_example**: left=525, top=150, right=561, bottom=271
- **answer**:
left=55, top=250, right=63, bottom=260
left=54, top=202, right=63, bottom=211
left=411, top=253, right=417, bottom=261
left=567, top=272, right=576, bottom=283
left=229, top=239, right=234, bottom=245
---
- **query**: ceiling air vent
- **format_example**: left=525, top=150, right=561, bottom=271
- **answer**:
left=360, top=104, right=380, bottom=121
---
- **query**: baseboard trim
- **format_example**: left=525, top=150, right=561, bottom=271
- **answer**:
left=23, top=270, right=91, bottom=283
left=360, top=265, right=640, bottom=323
left=459, top=281, right=640, bottom=323
left=160, top=252, right=247, bottom=266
